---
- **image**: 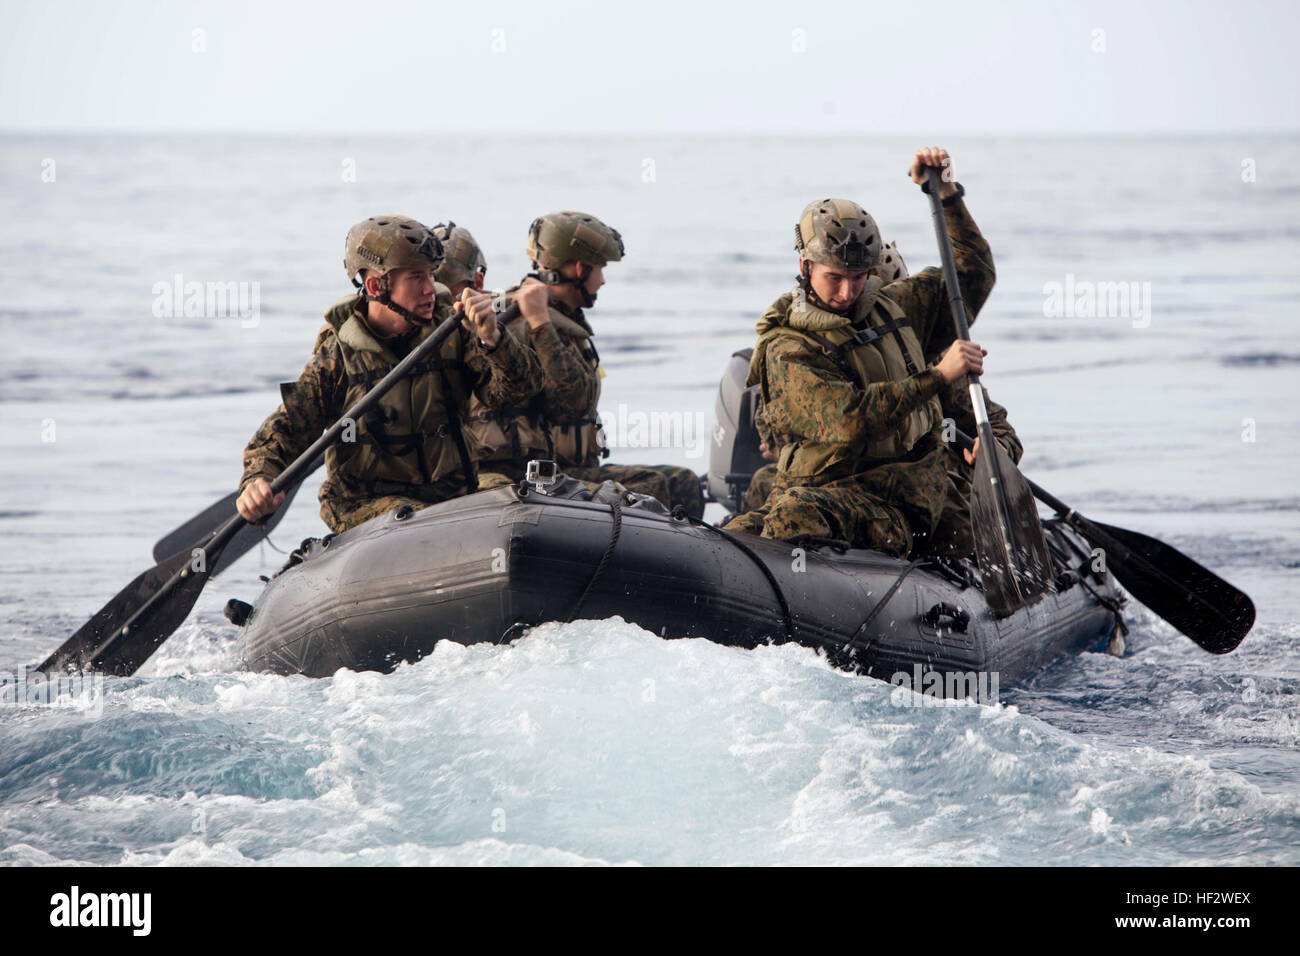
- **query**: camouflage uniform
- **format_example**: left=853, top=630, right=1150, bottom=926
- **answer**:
left=241, top=288, right=543, bottom=533
left=739, top=403, right=780, bottom=512
left=472, top=284, right=704, bottom=517
left=739, top=395, right=1018, bottom=537
left=723, top=195, right=996, bottom=556
left=743, top=462, right=780, bottom=513
left=721, top=343, right=949, bottom=556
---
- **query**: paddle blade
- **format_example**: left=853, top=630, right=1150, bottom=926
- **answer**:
left=39, top=546, right=220, bottom=677
left=970, top=440, right=1055, bottom=617
left=152, top=482, right=302, bottom=573
left=1079, top=517, right=1254, bottom=654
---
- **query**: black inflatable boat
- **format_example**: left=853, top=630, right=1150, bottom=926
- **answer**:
left=231, top=346, right=1127, bottom=692
left=233, top=477, right=1126, bottom=688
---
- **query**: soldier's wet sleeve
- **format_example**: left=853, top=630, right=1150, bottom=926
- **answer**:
left=528, top=322, right=599, bottom=421
left=885, top=197, right=996, bottom=361
left=940, top=380, right=1024, bottom=464
left=465, top=324, right=545, bottom=408
left=239, top=344, right=346, bottom=495
left=765, top=335, right=945, bottom=447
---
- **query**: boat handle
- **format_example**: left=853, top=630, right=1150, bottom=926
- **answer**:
left=922, top=602, right=971, bottom=633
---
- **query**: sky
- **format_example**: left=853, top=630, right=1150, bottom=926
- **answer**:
left=1, top=0, right=1296, bottom=134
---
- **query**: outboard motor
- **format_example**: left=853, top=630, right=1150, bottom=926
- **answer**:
left=706, top=348, right=766, bottom=513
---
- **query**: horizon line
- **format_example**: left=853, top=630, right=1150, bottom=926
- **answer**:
left=3, top=126, right=1298, bottom=138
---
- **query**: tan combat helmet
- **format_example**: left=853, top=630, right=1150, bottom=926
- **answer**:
left=526, top=211, right=624, bottom=307
left=794, top=199, right=882, bottom=272
left=345, top=215, right=444, bottom=283
left=873, top=240, right=908, bottom=283
left=344, top=215, right=445, bottom=325
left=431, top=221, right=487, bottom=291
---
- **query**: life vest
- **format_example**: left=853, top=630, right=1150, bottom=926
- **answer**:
left=317, top=295, right=478, bottom=506
left=312, top=280, right=457, bottom=352
left=748, top=278, right=942, bottom=486
left=464, top=289, right=606, bottom=470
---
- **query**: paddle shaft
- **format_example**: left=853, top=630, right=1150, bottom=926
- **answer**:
left=152, top=478, right=310, bottom=570
left=52, top=306, right=483, bottom=674
left=922, top=171, right=991, bottom=429
left=171, top=307, right=473, bottom=570
left=157, top=302, right=525, bottom=566
left=259, top=300, right=514, bottom=499
left=922, top=165, right=1027, bottom=587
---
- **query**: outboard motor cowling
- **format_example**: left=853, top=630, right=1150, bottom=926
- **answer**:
left=706, top=348, right=765, bottom=513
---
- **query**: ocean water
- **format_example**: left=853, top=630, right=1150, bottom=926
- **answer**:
left=0, top=133, right=1297, bottom=865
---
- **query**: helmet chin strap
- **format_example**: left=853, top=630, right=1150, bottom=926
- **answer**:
left=574, top=264, right=597, bottom=308
left=530, top=262, right=597, bottom=309
left=798, top=261, right=851, bottom=316
left=353, top=273, right=432, bottom=327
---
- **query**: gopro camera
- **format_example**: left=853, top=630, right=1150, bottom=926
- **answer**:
left=525, top=459, right=559, bottom=490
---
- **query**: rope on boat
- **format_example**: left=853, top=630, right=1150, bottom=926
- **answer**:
left=1078, top=574, right=1129, bottom=644
left=567, top=495, right=624, bottom=622
left=837, top=559, right=926, bottom=657
left=675, top=507, right=795, bottom=644
left=261, top=532, right=291, bottom=555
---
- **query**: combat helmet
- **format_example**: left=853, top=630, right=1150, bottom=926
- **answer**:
left=431, top=221, right=487, bottom=291
left=794, top=199, right=882, bottom=271
left=526, top=211, right=623, bottom=307
left=873, top=241, right=908, bottom=283
left=344, top=215, right=444, bottom=325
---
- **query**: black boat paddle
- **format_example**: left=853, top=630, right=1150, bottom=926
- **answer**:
left=923, top=165, right=1054, bottom=616
left=151, top=467, right=314, bottom=574
left=40, top=308, right=476, bottom=677
left=149, top=302, right=523, bottom=570
left=952, top=428, right=1254, bottom=654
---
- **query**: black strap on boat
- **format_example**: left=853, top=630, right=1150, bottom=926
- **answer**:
left=926, top=554, right=978, bottom=590
left=567, top=496, right=623, bottom=622
left=837, top=559, right=926, bottom=656
left=674, top=508, right=794, bottom=644
left=1078, top=574, right=1129, bottom=641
